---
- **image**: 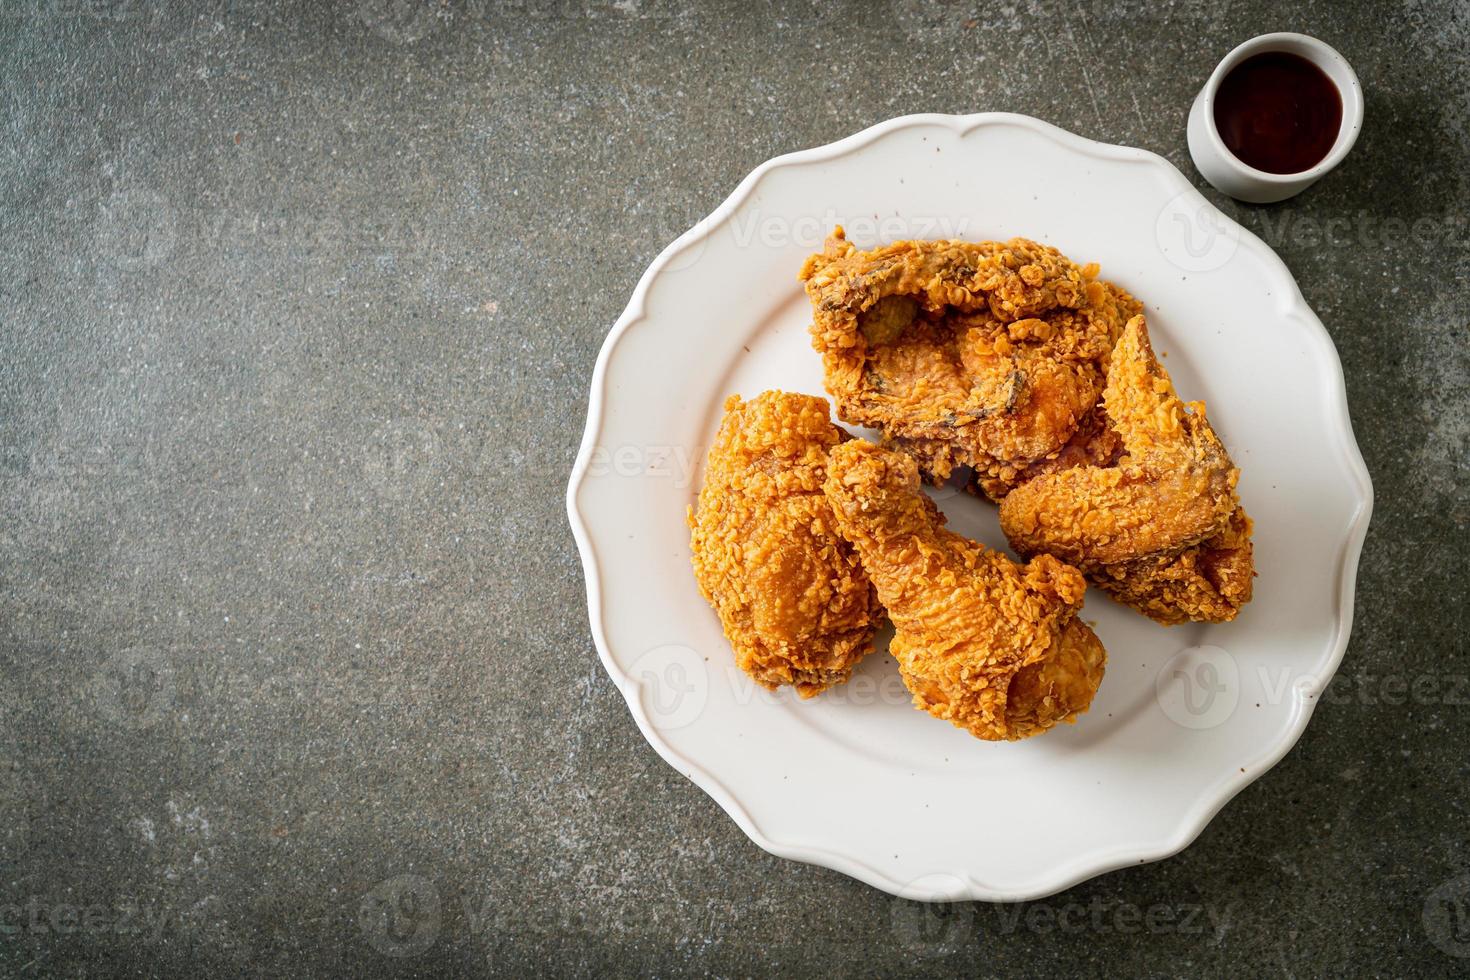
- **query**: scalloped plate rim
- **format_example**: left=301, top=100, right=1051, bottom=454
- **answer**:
left=565, top=111, right=1374, bottom=902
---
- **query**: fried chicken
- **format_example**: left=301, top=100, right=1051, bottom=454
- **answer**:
left=823, top=440, right=1106, bottom=741
left=688, top=392, right=884, bottom=697
left=801, top=227, right=1142, bottom=498
left=1088, top=507, right=1255, bottom=625
left=999, top=316, right=1255, bottom=624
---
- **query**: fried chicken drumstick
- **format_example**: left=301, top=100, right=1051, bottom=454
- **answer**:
left=802, top=227, right=1142, bottom=499
left=999, top=316, right=1255, bottom=624
left=689, top=392, right=884, bottom=697
left=823, top=440, right=1106, bottom=741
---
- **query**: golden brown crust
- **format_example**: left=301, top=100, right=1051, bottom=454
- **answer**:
left=801, top=227, right=1142, bottom=496
left=688, top=392, right=884, bottom=697
left=822, top=440, right=1105, bottom=741
left=977, top=400, right=1125, bottom=498
left=1089, top=507, right=1255, bottom=625
left=999, top=316, right=1255, bottom=623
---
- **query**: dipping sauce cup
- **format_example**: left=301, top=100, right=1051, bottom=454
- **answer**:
left=1187, top=33, right=1364, bottom=204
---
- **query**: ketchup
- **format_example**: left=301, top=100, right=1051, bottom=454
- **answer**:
left=1213, top=51, right=1343, bottom=174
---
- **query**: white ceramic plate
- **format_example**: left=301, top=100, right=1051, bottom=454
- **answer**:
left=566, top=113, right=1372, bottom=901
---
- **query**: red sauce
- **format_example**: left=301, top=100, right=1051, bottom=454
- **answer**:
left=1213, top=51, right=1343, bottom=174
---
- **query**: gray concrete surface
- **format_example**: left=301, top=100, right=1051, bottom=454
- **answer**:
left=1, top=0, right=1466, bottom=975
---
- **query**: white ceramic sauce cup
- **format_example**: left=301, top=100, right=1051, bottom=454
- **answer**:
left=1187, top=33, right=1364, bottom=204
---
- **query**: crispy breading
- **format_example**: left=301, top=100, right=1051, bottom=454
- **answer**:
left=801, top=227, right=1141, bottom=497
left=999, top=316, right=1255, bottom=624
left=1089, top=507, right=1255, bottom=626
left=994, top=400, right=1125, bottom=496
left=688, top=392, right=884, bottom=697
left=823, top=440, right=1106, bottom=741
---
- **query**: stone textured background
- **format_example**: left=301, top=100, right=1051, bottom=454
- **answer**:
left=2, top=0, right=1466, bottom=975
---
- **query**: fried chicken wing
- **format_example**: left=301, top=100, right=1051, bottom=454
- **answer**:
left=822, top=440, right=1106, bottom=741
left=802, top=227, right=1141, bottom=497
left=999, top=316, right=1255, bottom=624
left=688, top=392, right=884, bottom=697
left=1090, top=507, right=1255, bottom=625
